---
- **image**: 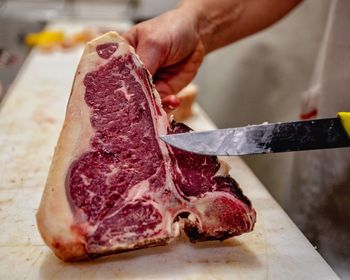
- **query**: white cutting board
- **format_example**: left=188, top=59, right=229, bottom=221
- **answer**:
left=0, top=21, right=339, bottom=280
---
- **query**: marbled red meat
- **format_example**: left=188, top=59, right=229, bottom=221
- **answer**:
left=37, top=32, right=256, bottom=262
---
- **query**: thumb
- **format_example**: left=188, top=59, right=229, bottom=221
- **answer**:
left=135, top=42, right=163, bottom=76
left=122, top=29, right=163, bottom=76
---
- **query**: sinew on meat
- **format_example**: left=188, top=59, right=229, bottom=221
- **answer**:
left=36, top=32, right=256, bottom=262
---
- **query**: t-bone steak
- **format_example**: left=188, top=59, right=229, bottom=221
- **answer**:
left=36, top=32, right=256, bottom=262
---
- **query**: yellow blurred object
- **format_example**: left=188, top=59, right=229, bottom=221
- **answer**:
left=71, top=30, right=93, bottom=44
left=25, top=31, right=65, bottom=47
left=338, top=112, right=350, bottom=138
left=25, top=28, right=111, bottom=52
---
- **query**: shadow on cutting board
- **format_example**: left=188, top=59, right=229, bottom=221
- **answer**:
left=39, top=235, right=263, bottom=279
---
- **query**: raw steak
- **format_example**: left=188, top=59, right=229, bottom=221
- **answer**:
left=37, top=32, right=256, bottom=262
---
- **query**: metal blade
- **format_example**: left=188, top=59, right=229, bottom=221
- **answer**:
left=161, top=118, right=350, bottom=156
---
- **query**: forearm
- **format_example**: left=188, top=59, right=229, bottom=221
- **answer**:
left=179, top=0, right=302, bottom=53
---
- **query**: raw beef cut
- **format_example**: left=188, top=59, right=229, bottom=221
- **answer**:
left=37, top=32, right=256, bottom=262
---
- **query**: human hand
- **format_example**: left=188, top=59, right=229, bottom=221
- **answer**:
left=123, top=8, right=205, bottom=110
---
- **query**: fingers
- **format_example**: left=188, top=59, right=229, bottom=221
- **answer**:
left=162, top=95, right=181, bottom=112
left=123, top=26, right=180, bottom=111
left=155, top=47, right=203, bottom=95
left=122, top=27, right=137, bottom=47
left=122, top=14, right=205, bottom=113
left=136, top=44, right=163, bottom=76
left=123, top=26, right=164, bottom=76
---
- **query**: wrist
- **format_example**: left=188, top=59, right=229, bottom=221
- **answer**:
left=178, top=0, right=245, bottom=54
left=176, top=1, right=208, bottom=53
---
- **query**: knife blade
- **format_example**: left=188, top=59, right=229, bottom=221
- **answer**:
left=160, top=116, right=350, bottom=156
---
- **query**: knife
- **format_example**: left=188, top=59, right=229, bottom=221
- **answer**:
left=160, top=112, right=350, bottom=156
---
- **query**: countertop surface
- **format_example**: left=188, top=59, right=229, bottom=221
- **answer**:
left=0, top=21, right=339, bottom=279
